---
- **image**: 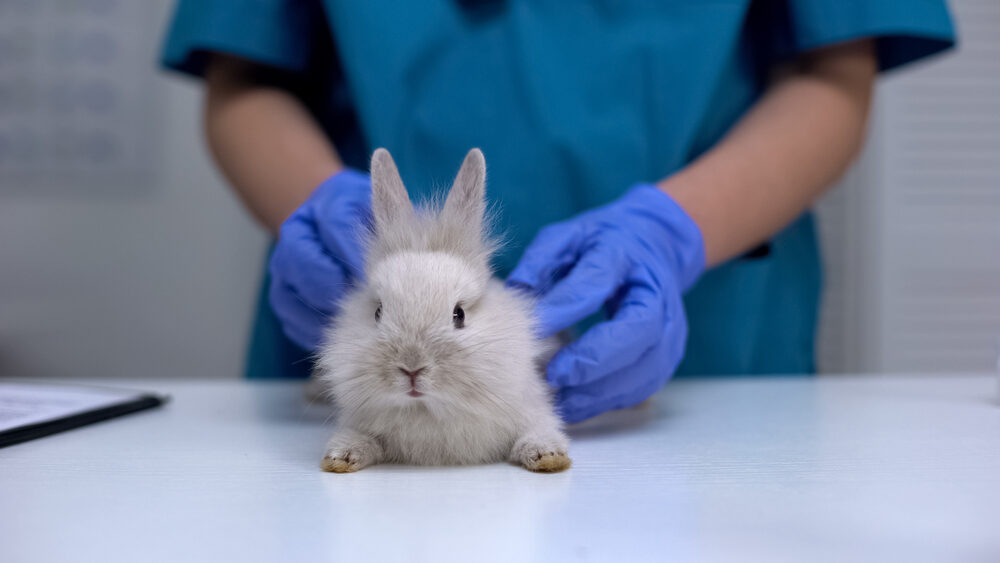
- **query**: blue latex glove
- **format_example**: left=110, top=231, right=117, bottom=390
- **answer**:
left=268, top=169, right=372, bottom=351
left=508, top=184, right=705, bottom=422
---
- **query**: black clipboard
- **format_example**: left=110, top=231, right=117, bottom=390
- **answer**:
left=0, top=381, right=169, bottom=448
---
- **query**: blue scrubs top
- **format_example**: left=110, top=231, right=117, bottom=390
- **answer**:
left=162, top=0, right=955, bottom=379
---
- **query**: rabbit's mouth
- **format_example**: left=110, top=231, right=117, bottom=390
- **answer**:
left=407, top=389, right=424, bottom=398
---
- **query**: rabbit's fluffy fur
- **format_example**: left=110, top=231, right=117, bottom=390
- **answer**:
left=317, top=148, right=570, bottom=473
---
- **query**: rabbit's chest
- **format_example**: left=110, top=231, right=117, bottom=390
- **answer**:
left=374, top=412, right=518, bottom=465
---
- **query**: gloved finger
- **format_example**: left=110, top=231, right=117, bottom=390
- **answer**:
left=268, top=280, right=327, bottom=351
left=272, top=214, right=350, bottom=312
left=315, top=184, right=371, bottom=279
left=335, top=217, right=370, bottom=279
left=506, top=222, right=586, bottom=294
left=555, top=357, right=666, bottom=423
left=554, top=290, right=687, bottom=422
left=546, top=275, right=663, bottom=386
left=532, top=242, right=629, bottom=337
left=317, top=218, right=368, bottom=281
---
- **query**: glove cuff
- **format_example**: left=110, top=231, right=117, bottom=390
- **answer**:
left=624, top=184, right=706, bottom=292
left=321, top=167, right=369, bottom=189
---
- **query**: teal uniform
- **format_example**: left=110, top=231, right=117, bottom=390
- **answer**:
left=162, top=0, right=955, bottom=379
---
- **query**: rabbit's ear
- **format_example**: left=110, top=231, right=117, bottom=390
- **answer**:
left=441, top=148, right=486, bottom=235
left=370, top=148, right=414, bottom=233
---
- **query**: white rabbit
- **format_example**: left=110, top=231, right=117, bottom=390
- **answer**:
left=316, top=148, right=570, bottom=473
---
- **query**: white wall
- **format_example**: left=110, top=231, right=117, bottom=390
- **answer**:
left=0, top=1, right=268, bottom=380
left=817, top=0, right=1000, bottom=373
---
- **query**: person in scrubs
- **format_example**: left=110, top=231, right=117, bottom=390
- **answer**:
left=162, top=1, right=955, bottom=422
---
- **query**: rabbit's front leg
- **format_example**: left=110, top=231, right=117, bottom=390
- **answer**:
left=510, top=425, right=571, bottom=473
left=320, top=428, right=383, bottom=473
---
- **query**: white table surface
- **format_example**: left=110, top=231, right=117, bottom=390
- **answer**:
left=1, top=375, right=998, bottom=563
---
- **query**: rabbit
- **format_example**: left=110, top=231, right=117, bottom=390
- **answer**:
left=315, top=147, right=570, bottom=473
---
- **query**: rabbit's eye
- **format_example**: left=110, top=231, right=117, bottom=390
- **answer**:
left=452, top=304, right=465, bottom=329
left=375, top=303, right=382, bottom=323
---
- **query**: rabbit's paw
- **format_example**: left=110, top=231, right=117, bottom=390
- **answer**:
left=320, top=451, right=366, bottom=473
left=320, top=431, right=382, bottom=473
left=511, top=433, right=571, bottom=473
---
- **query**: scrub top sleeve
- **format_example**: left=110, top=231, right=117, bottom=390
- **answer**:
left=160, top=0, right=324, bottom=77
left=767, top=0, right=957, bottom=71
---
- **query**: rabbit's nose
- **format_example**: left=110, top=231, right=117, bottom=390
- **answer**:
left=399, top=367, right=426, bottom=397
left=399, top=366, right=424, bottom=377
left=398, top=367, right=425, bottom=382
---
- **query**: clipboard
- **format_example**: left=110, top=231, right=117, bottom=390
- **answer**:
left=0, top=381, right=169, bottom=448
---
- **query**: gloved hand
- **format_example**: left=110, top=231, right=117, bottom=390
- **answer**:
left=268, top=169, right=372, bottom=351
left=508, top=184, right=705, bottom=422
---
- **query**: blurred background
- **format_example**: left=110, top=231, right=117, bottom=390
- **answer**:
left=0, top=0, right=997, bottom=381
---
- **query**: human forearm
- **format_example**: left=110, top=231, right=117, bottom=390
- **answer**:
left=204, top=55, right=343, bottom=233
left=660, top=40, right=877, bottom=266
